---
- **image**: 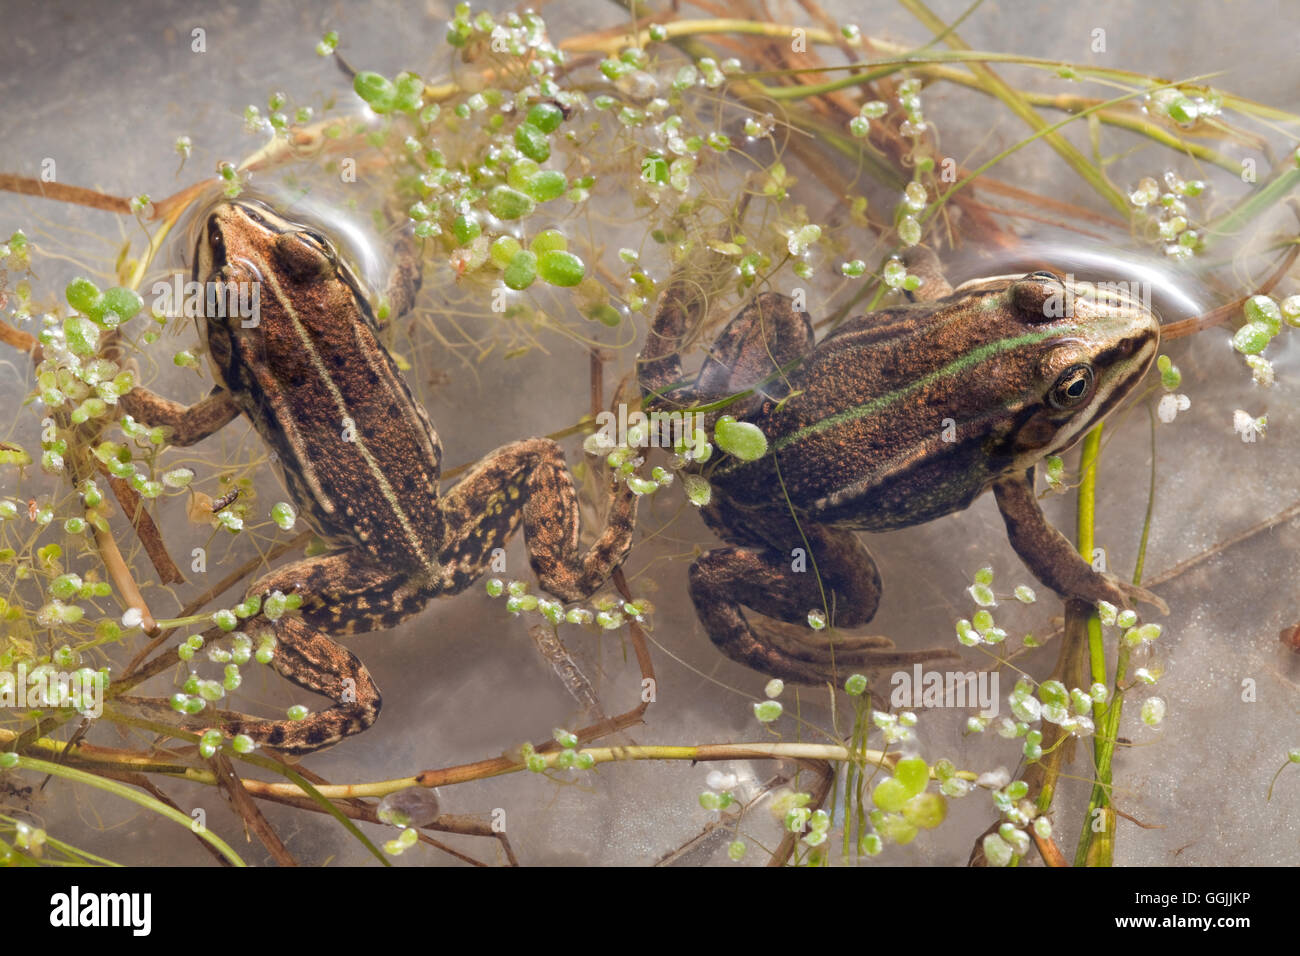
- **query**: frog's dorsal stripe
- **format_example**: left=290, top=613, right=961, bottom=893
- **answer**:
left=253, top=252, right=439, bottom=577
left=770, top=326, right=1074, bottom=454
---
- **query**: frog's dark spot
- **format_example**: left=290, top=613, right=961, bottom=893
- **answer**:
left=388, top=404, right=400, bottom=419
left=267, top=726, right=285, bottom=745
left=401, top=474, right=418, bottom=493
left=331, top=353, right=347, bottom=368
left=367, top=370, right=381, bottom=386
left=305, top=725, right=330, bottom=746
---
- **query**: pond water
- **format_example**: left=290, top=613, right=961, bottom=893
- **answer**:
left=0, top=0, right=1296, bottom=868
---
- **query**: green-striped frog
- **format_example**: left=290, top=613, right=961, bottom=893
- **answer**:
left=638, top=250, right=1163, bottom=683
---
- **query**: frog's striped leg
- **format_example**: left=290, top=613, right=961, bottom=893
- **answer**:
left=688, top=516, right=957, bottom=684
left=217, top=550, right=433, bottom=754
left=993, top=468, right=1167, bottom=614
left=436, top=437, right=637, bottom=603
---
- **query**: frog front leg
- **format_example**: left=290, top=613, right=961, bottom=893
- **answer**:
left=992, top=468, right=1168, bottom=613
left=689, top=502, right=957, bottom=684
left=117, top=386, right=241, bottom=446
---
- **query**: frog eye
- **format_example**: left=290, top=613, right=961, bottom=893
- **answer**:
left=1049, top=363, right=1095, bottom=410
left=1025, top=270, right=1059, bottom=282
left=297, top=229, right=337, bottom=263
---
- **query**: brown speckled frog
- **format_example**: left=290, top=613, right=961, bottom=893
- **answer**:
left=637, top=249, right=1164, bottom=684
left=121, top=199, right=636, bottom=752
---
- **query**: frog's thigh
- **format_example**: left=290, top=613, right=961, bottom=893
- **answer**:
left=439, top=437, right=635, bottom=601
left=696, top=292, right=813, bottom=399
left=694, top=524, right=881, bottom=626
left=687, top=526, right=889, bottom=683
left=262, top=550, right=432, bottom=634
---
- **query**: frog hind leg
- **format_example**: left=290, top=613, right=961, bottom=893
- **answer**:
left=219, top=550, right=431, bottom=754
left=689, top=505, right=957, bottom=684
left=223, top=614, right=382, bottom=754
left=639, top=285, right=814, bottom=420
left=901, top=246, right=954, bottom=302
left=437, top=437, right=636, bottom=602
left=638, top=274, right=705, bottom=408
left=694, top=291, right=813, bottom=414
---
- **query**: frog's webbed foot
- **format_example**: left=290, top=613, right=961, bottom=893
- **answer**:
left=210, top=550, right=431, bottom=754
left=638, top=251, right=814, bottom=416
left=749, top=618, right=959, bottom=679
left=221, top=613, right=383, bottom=755
left=378, top=232, right=423, bottom=325
left=688, top=527, right=957, bottom=686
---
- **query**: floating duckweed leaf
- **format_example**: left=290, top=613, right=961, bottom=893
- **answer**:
left=713, top=416, right=767, bottom=460
left=514, top=122, right=550, bottom=162
left=503, top=250, right=538, bottom=290
left=537, top=249, right=584, bottom=286
left=486, top=185, right=535, bottom=220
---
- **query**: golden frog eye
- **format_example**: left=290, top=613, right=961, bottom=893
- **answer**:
left=1049, top=363, right=1094, bottom=410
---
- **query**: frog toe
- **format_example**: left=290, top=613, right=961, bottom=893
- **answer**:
left=1104, top=575, right=1169, bottom=616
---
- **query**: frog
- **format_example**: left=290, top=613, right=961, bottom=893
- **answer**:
left=119, top=199, right=638, bottom=753
left=636, top=247, right=1164, bottom=684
